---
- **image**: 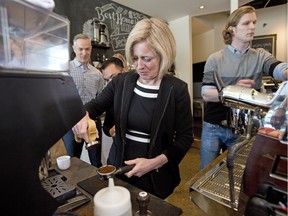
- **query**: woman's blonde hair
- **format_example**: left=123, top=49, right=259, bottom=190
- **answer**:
left=222, top=6, right=256, bottom=45
left=125, top=18, right=176, bottom=79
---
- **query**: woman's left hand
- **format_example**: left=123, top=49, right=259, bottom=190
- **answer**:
left=124, top=154, right=167, bottom=178
left=124, top=158, right=153, bottom=177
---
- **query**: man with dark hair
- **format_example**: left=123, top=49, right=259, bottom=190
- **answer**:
left=101, top=56, right=126, bottom=82
left=100, top=54, right=128, bottom=164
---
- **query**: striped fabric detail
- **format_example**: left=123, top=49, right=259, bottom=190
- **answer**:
left=134, top=80, right=159, bottom=98
left=126, top=129, right=150, bottom=143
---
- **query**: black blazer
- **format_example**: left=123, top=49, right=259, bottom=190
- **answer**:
left=85, top=71, right=193, bottom=198
left=102, top=108, right=114, bottom=137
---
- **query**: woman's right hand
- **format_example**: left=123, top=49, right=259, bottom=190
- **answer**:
left=109, top=125, right=116, bottom=137
left=72, top=112, right=90, bottom=143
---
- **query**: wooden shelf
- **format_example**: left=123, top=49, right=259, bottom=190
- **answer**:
left=91, top=41, right=110, bottom=49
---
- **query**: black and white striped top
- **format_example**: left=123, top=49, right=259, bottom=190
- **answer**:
left=125, top=80, right=159, bottom=160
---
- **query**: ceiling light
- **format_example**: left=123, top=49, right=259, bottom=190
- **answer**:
left=199, top=5, right=205, bottom=9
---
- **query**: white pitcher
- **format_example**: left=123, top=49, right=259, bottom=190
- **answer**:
left=94, top=178, right=132, bottom=216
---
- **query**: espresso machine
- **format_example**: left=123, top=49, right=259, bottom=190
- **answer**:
left=190, top=71, right=287, bottom=216
left=0, top=1, right=86, bottom=215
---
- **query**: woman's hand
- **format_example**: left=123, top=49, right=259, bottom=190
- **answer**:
left=72, top=112, right=90, bottom=143
left=109, top=125, right=116, bottom=137
left=124, top=154, right=168, bottom=178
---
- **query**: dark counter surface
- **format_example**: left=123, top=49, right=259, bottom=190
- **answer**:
left=54, top=157, right=182, bottom=216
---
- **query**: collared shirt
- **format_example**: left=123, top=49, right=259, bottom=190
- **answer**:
left=69, top=58, right=104, bottom=104
left=228, top=45, right=249, bottom=54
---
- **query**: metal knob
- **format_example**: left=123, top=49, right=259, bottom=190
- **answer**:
left=135, top=191, right=152, bottom=216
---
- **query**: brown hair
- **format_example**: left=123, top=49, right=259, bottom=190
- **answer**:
left=222, top=6, right=256, bottom=45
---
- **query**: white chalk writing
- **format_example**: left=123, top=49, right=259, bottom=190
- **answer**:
left=93, top=3, right=148, bottom=52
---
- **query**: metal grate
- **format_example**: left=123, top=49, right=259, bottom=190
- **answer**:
left=193, top=141, right=253, bottom=209
left=42, top=174, right=76, bottom=201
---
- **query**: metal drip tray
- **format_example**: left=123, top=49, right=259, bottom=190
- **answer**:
left=197, top=163, right=244, bottom=208
left=42, top=174, right=76, bottom=203
left=190, top=141, right=253, bottom=211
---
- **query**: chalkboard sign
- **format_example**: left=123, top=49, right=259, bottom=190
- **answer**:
left=54, top=0, right=149, bottom=58
left=251, top=34, right=276, bottom=56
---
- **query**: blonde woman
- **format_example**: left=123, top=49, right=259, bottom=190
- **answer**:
left=73, top=18, right=193, bottom=199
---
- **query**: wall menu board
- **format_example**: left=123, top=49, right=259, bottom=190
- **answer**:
left=251, top=34, right=276, bottom=56
left=54, top=0, right=149, bottom=57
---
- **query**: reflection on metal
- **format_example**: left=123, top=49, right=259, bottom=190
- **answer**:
left=219, top=81, right=287, bottom=112
left=190, top=73, right=287, bottom=215
left=270, top=155, right=288, bottom=182
left=0, top=0, right=70, bottom=72
left=190, top=138, right=253, bottom=212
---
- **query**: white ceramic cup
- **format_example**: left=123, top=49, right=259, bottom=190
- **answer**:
left=56, top=155, right=71, bottom=170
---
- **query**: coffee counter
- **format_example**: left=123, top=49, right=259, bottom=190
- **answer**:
left=53, top=157, right=182, bottom=216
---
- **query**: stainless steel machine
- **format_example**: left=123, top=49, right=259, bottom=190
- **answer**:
left=190, top=71, right=287, bottom=216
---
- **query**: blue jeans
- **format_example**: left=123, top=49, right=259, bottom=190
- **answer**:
left=62, top=128, right=102, bottom=168
left=62, top=130, right=82, bottom=158
left=200, top=121, right=240, bottom=170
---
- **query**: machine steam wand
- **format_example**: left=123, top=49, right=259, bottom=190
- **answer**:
left=213, top=71, right=287, bottom=209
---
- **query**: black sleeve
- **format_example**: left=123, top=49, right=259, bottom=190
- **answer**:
left=102, top=108, right=114, bottom=137
left=269, top=61, right=282, bottom=77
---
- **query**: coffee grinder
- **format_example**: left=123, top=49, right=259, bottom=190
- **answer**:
left=99, top=23, right=108, bottom=45
left=91, top=18, right=100, bottom=43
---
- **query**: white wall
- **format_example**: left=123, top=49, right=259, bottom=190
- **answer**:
left=169, top=16, right=193, bottom=104
left=255, top=5, right=287, bottom=62
left=192, top=29, right=215, bottom=63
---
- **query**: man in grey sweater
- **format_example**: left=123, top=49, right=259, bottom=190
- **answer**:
left=200, top=6, right=288, bottom=170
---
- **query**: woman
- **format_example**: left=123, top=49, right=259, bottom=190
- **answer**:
left=73, top=18, right=193, bottom=199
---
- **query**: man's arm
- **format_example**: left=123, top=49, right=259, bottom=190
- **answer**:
left=201, top=86, right=219, bottom=102
left=201, top=79, right=256, bottom=102
left=273, top=63, right=288, bottom=81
